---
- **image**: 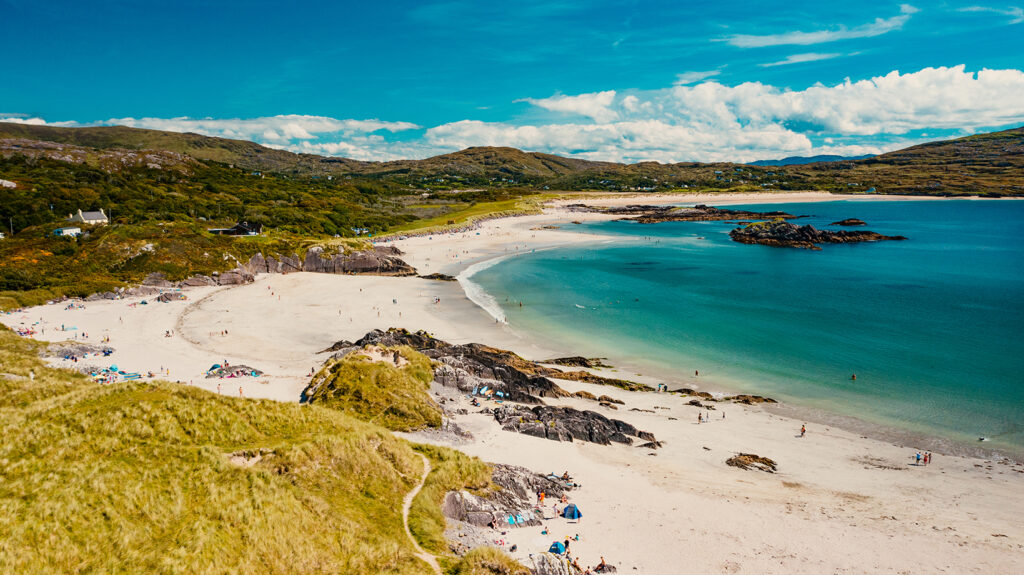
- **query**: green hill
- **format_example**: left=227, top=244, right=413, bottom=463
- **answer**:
left=0, top=327, right=503, bottom=574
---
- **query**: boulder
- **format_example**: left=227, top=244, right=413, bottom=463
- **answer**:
left=179, top=275, right=216, bottom=287
left=216, top=269, right=254, bottom=285
left=141, top=272, right=173, bottom=287
left=726, top=453, right=777, bottom=473
left=493, top=405, right=655, bottom=446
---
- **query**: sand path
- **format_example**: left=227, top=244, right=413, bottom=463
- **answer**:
left=403, top=453, right=441, bottom=575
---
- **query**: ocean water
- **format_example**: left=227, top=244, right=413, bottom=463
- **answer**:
left=467, top=201, right=1024, bottom=457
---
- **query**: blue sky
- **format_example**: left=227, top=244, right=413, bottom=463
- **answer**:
left=1, top=0, right=1023, bottom=162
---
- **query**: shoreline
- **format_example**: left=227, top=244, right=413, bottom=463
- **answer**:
left=390, top=192, right=1024, bottom=463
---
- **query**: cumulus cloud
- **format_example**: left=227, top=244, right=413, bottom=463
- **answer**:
left=102, top=114, right=419, bottom=144
left=0, top=115, right=77, bottom=126
left=521, top=91, right=618, bottom=122
left=724, top=5, right=917, bottom=48
left=415, top=65, right=1024, bottom=163
left=759, top=53, right=843, bottom=67
left=7, top=66, right=1024, bottom=164
left=958, top=5, right=1024, bottom=24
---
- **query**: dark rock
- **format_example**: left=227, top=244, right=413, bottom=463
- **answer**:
left=419, top=272, right=457, bottom=281
left=618, top=204, right=799, bottom=224
left=440, top=464, right=571, bottom=531
left=598, top=401, right=618, bottom=410
left=598, top=395, right=623, bottom=405
left=829, top=218, right=867, bottom=226
left=543, top=356, right=611, bottom=368
left=724, top=394, right=778, bottom=405
left=639, top=441, right=664, bottom=449
left=729, top=220, right=906, bottom=249
left=493, top=404, right=655, bottom=446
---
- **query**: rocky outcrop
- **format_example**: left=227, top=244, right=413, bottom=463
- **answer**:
left=441, top=464, right=571, bottom=530
left=321, top=329, right=649, bottom=402
left=213, top=270, right=255, bottom=285
left=542, top=356, right=610, bottom=368
left=829, top=218, right=867, bottom=226
left=420, top=273, right=457, bottom=281
left=724, top=394, right=777, bottom=405
left=729, top=220, right=907, bottom=250
left=726, top=453, right=777, bottom=473
left=625, top=204, right=799, bottom=224
left=492, top=405, right=656, bottom=446
left=141, top=272, right=174, bottom=288
left=178, top=275, right=217, bottom=287
left=240, top=245, right=416, bottom=276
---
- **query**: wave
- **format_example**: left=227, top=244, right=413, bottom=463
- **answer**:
left=457, top=255, right=513, bottom=323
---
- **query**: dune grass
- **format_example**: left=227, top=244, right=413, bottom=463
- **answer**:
left=447, top=547, right=531, bottom=575
left=408, top=444, right=494, bottom=558
left=304, top=346, right=442, bottom=431
left=0, top=327, right=438, bottom=574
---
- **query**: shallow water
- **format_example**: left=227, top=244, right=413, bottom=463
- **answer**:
left=468, top=201, right=1024, bottom=457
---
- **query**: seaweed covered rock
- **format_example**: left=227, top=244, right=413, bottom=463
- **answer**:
left=726, top=453, right=778, bottom=473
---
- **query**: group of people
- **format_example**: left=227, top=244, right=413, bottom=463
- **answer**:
left=914, top=451, right=933, bottom=465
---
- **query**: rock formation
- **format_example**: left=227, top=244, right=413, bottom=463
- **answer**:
left=729, top=220, right=906, bottom=249
left=441, top=464, right=571, bottom=530
left=240, top=245, right=416, bottom=276
left=829, top=218, right=867, bottom=226
left=492, top=405, right=656, bottom=446
left=320, top=329, right=650, bottom=403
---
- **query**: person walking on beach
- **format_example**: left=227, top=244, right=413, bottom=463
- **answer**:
left=915, top=452, right=922, bottom=465
left=800, top=424, right=806, bottom=437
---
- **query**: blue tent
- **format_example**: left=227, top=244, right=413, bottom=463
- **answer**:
left=548, top=541, right=566, bottom=554
left=562, top=504, right=582, bottom=519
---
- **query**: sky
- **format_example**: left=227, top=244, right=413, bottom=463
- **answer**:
left=1, top=0, right=1023, bottom=163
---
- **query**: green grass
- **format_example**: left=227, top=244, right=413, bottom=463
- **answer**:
left=0, top=327, right=498, bottom=574
left=385, top=194, right=559, bottom=235
left=304, top=346, right=442, bottom=431
left=447, top=547, right=531, bottom=575
left=408, top=444, right=493, bottom=558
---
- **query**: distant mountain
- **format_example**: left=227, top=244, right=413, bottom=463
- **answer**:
left=749, top=154, right=875, bottom=166
left=1, top=122, right=1022, bottom=196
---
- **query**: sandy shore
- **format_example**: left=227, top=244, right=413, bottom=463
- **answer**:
left=3, top=191, right=1023, bottom=573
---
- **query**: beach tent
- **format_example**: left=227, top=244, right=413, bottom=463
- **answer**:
left=562, top=504, right=582, bottom=520
left=548, top=541, right=566, bottom=554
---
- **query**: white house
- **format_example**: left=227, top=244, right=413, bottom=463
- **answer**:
left=0, top=231, right=6, bottom=239
left=0, top=179, right=16, bottom=189
left=68, top=209, right=109, bottom=226
left=53, top=227, right=82, bottom=237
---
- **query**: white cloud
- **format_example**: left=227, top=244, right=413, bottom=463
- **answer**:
left=958, top=5, right=1024, bottom=24
left=723, top=5, right=917, bottom=48
left=416, top=65, right=1024, bottom=163
left=102, top=114, right=419, bottom=144
left=522, top=91, right=618, bottom=122
left=0, top=116, right=77, bottom=127
left=674, top=70, right=721, bottom=85
left=7, top=65, right=1024, bottom=164
left=759, top=53, right=843, bottom=67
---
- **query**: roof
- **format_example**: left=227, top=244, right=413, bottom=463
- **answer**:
left=80, top=211, right=107, bottom=220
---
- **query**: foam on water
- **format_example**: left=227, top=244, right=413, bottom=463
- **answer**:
left=457, top=254, right=513, bottom=323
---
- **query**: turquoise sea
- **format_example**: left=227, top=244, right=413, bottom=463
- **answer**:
left=467, top=201, right=1024, bottom=458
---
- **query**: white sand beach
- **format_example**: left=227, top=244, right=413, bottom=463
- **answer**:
left=4, top=191, right=1023, bottom=573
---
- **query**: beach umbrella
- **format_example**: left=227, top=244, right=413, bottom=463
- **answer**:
left=548, top=541, right=566, bottom=554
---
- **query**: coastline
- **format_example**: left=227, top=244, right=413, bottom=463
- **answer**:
left=396, top=191, right=1024, bottom=463
left=3, top=191, right=1023, bottom=572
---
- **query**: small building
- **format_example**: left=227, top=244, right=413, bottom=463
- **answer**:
left=0, top=231, right=6, bottom=239
left=0, top=179, right=16, bottom=189
left=208, top=221, right=263, bottom=236
left=68, top=209, right=109, bottom=226
left=53, top=227, right=82, bottom=237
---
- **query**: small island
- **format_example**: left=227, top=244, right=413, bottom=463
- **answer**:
left=729, top=220, right=907, bottom=250
left=830, top=218, right=868, bottom=226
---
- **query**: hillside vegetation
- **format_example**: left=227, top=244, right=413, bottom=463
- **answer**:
left=2, top=123, right=1021, bottom=307
left=0, top=326, right=514, bottom=574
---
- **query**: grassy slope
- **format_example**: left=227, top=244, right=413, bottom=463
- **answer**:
left=0, top=327, right=513, bottom=574
left=304, top=346, right=442, bottom=431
